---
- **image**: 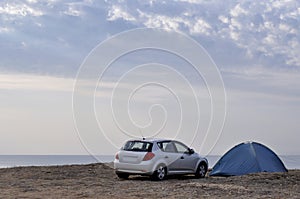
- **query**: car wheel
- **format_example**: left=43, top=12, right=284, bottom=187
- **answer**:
left=116, top=172, right=129, bottom=179
left=195, top=162, right=207, bottom=178
left=152, top=164, right=167, bottom=181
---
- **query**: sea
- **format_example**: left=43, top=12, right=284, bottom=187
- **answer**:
left=0, top=155, right=299, bottom=169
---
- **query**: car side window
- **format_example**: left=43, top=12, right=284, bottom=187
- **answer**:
left=174, top=142, right=189, bottom=153
left=158, top=141, right=177, bottom=153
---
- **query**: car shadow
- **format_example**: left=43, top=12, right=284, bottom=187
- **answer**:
left=126, top=174, right=205, bottom=181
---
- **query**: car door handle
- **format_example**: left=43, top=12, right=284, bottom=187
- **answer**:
left=164, top=156, right=169, bottom=159
left=180, top=156, right=184, bottom=159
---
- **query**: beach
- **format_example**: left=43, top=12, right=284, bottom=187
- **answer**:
left=0, top=163, right=299, bottom=198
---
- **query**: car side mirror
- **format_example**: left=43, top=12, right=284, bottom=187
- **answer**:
left=189, top=148, right=195, bottom=154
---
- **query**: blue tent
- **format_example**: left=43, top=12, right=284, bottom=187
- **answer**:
left=210, top=142, right=288, bottom=176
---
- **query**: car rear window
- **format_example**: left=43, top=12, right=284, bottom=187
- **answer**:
left=122, top=141, right=153, bottom=152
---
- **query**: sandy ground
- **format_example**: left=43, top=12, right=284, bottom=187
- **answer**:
left=0, top=163, right=299, bottom=198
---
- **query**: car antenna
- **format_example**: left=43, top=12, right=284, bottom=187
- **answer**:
left=139, top=128, right=145, bottom=140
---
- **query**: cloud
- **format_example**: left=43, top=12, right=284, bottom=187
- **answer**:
left=0, top=2, right=43, bottom=16
left=219, top=15, right=229, bottom=24
left=0, top=73, right=73, bottom=92
left=0, top=1, right=113, bottom=76
left=26, top=0, right=38, bottom=3
left=63, top=5, right=82, bottom=17
left=229, top=3, right=248, bottom=17
left=137, top=10, right=182, bottom=31
left=221, top=65, right=300, bottom=101
left=0, top=27, right=13, bottom=33
left=189, top=18, right=212, bottom=35
left=104, top=0, right=300, bottom=69
left=1, top=0, right=300, bottom=77
left=107, top=5, right=136, bottom=21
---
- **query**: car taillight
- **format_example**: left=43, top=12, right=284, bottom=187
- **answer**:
left=143, top=152, right=155, bottom=161
left=115, top=153, right=119, bottom=160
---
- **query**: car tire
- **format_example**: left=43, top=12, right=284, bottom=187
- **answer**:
left=195, top=162, right=207, bottom=178
left=151, top=164, right=167, bottom=181
left=116, top=172, right=129, bottom=179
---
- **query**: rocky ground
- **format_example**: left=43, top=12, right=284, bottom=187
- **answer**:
left=0, top=163, right=299, bottom=198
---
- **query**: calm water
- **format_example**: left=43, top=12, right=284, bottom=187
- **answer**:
left=0, top=155, right=114, bottom=168
left=0, top=155, right=299, bottom=169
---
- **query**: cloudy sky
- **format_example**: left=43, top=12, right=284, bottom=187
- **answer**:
left=0, top=0, right=299, bottom=156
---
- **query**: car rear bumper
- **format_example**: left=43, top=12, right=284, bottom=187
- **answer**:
left=114, top=160, right=154, bottom=175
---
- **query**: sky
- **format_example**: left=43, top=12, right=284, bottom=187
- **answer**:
left=0, top=0, right=299, bottom=156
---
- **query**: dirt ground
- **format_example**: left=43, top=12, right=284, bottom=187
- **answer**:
left=0, top=163, right=299, bottom=198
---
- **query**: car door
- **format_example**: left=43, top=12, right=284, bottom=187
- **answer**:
left=158, top=141, right=182, bottom=171
left=173, top=141, right=199, bottom=171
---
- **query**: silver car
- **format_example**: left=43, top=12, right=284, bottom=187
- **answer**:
left=114, top=138, right=208, bottom=180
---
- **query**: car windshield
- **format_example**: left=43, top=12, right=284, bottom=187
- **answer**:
left=122, top=141, right=153, bottom=152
